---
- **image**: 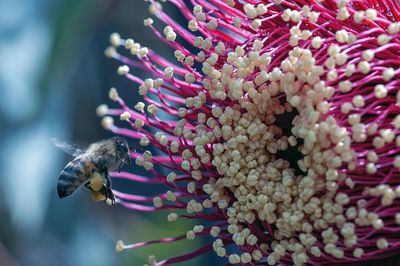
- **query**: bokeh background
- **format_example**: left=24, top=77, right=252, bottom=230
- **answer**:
left=0, top=1, right=214, bottom=265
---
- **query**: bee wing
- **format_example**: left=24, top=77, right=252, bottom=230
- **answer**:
left=51, top=138, right=85, bottom=157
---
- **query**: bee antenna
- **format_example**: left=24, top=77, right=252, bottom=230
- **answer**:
left=129, top=146, right=151, bottom=155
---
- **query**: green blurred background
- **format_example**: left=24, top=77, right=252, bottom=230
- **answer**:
left=0, top=1, right=214, bottom=265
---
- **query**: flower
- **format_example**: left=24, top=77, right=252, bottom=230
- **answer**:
left=98, top=0, right=400, bottom=265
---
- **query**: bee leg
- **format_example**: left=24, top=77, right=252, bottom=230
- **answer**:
left=84, top=179, right=115, bottom=206
left=105, top=174, right=112, bottom=189
left=103, top=173, right=115, bottom=206
left=87, top=182, right=115, bottom=206
left=100, top=186, right=115, bottom=206
left=84, top=181, right=92, bottom=190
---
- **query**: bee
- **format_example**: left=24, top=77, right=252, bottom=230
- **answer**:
left=53, top=137, right=131, bottom=206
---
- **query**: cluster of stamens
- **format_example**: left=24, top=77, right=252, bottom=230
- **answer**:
left=97, top=0, right=400, bottom=265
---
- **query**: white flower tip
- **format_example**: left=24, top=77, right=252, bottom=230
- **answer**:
left=139, top=47, right=149, bottom=57
left=148, top=2, right=162, bottom=15
left=115, top=240, right=125, bottom=252
left=109, top=87, right=119, bottom=101
left=130, top=43, right=141, bottom=55
left=148, top=255, right=157, bottom=265
left=110, top=32, right=121, bottom=47
left=365, top=8, right=377, bottom=21
left=139, top=136, right=150, bottom=146
left=166, top=172, right=176, bottom=182
left=143, top=150, right=152, bottom=161
left=388, top=22, right=400, bottom=34
left=144, top=161, right=154, bottom=171
left=144, top=18, right=154, bottom=26
left=96, top=104, right=108, bottom=117
left=122, top=39, right=135, bottom=51
left=101, top=116, right=114, bottom=130
left=228, top=254, right=241, bottom=264
left=104, top=46, right=116, bottom=58
left=167, top=213, right=178, bottom=222
left=164, top=66, right=174, bottom=78
left=188, top=19, right=199, bottom=32
left=186, top=230, right=196, bottom=240
left=153, top=196, right=163, bottom=208
left=134, top=118, right=144, bottom=129
left=117, top=65, right=130, bottom=75
left=164, top=26, right=177, bottom=42
left=134, top=102, right=145, bottom=112
left=120, top=111, right=131, bottom=121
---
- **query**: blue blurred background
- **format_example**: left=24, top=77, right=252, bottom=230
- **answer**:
left=0, top=1, right=208, bottom=265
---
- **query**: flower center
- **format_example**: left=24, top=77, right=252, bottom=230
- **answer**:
left=275, top=110, right=306, bottom=176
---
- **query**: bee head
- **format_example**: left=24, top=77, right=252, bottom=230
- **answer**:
left=114, top=137, right=130, bottom=171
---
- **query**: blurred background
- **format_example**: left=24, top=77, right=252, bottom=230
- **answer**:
left=0, top=1, right=212, bottom=265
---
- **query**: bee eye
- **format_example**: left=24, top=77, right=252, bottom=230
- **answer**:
left=117, top=142, right=129, bottom=154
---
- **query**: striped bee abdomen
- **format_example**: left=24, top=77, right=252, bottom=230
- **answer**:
left=57, top=156, right=93, bottom=198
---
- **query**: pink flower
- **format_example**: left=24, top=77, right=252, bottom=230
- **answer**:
left=97, top=0, right=400, bottom=265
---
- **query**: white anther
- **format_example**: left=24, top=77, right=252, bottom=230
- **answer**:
left=166, top=172, right=176, bottom=182
left=144, top=18, right=153, bottom=26
left=96, top=104, right=108, bottom=117
left=110, top=32, right=121, bottom=47
left=164, top=67, right=174, bottom=78
left=101, top=116, right=114, bottom=130
left=117, top=65, right=130, bottom=75
left=153, top=196, right=163, bottom=208
left=120, top=111, right=131, bottom=121
left=167, top=213, right=178, bottom=221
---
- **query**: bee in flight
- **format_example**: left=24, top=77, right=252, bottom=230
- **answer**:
left=52, top=137, right=131, bottom=206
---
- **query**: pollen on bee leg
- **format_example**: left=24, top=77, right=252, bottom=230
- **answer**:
left=91, top=190, right=106, bottom=202
left=115, top=240, right=125, bottom=252
left=90, top=172, right=104, bottom=191
left=105, top=198, right=114, bottom=206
